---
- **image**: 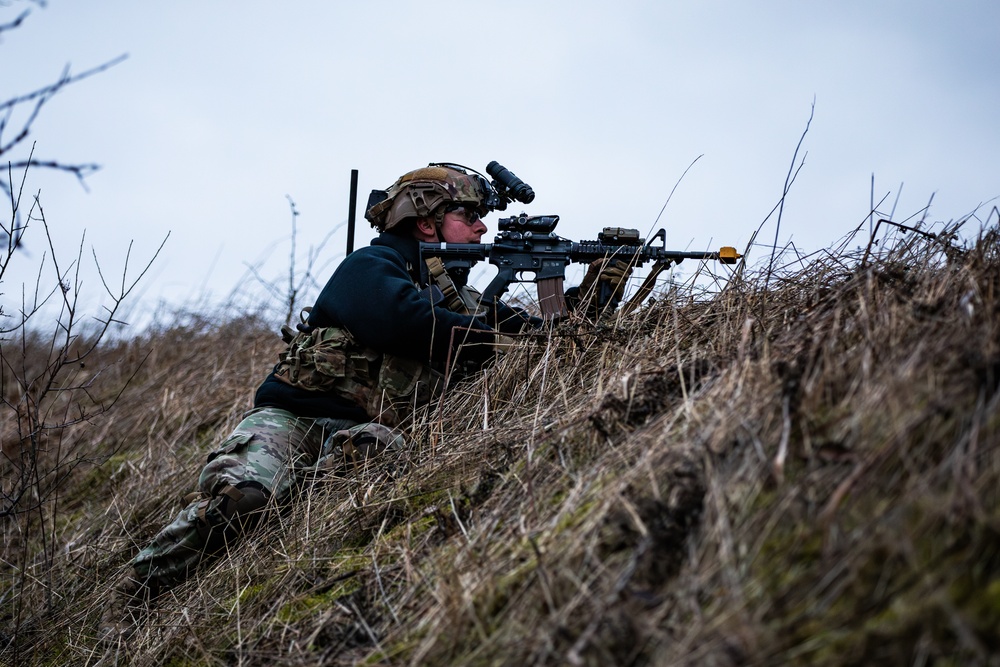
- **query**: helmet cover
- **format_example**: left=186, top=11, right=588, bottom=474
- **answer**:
left=365, top=165, right=490, bottom=231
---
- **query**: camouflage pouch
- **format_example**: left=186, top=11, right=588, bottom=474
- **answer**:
left=274, top=326, right=378, bottom=395
left=368, top=354, right=445, bottom=425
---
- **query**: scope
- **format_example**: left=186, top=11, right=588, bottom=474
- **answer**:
left=497, top=213, right=559, bottom=235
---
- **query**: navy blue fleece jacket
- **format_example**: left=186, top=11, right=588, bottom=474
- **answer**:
left=254, top=231, right=537, bottom=419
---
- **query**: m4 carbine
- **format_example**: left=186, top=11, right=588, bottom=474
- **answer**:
left=420, top=212, right=741, bottom=320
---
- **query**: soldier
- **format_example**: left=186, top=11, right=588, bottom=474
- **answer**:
left=119, top=163, right=629, bottom=606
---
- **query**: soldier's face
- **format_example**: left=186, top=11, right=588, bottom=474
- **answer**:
left=439, top=208, right=488, bottom=243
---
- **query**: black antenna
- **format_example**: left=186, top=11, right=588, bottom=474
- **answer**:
left=346, top=169, right=358, bottom=255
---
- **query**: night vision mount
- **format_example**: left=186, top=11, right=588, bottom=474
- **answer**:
left=428, top=161, right=536, bottom=213
left=485, top=160, right=535, bottom=211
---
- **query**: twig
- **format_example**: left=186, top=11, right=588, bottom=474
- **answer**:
left=766, top=98, right=814, bottom=291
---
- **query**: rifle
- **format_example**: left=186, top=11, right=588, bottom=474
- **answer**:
left=420, top=212, right=741, bottom=320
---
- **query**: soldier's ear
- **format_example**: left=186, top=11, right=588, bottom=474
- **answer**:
left=413, top=216, right=438, bottom=240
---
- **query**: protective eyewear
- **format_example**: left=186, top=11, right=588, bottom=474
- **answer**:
left=444, top=204, right=482, bottom=225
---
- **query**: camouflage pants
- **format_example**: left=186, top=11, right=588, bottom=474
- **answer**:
left=131, top=406, right=404, bottom=591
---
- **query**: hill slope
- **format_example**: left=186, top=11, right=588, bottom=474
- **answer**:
left=3, top=219, right=999, bottom=666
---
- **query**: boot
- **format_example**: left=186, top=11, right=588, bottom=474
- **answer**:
left=99, top=567, right=157, bottom=643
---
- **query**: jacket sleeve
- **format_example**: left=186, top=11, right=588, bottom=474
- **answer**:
left=490, top=301, right=544, bottom=333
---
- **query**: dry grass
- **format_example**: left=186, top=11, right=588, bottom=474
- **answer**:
left=3, top=217, right=999, bottom=666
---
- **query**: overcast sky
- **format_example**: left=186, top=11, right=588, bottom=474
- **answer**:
left=3, top=0, right=998, bottom=329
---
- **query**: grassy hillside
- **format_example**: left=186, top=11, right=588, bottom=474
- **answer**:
left=3, top=217, right=999, bottom=666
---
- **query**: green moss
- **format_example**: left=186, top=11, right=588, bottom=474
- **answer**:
left=751, top=523, right=823, bottom=597
left=383, top=513, right=437, bottom=548
left=330, top=549, right=375, bottom=573
left=977, top=577, right=1000, bottom=611
left=957, top=575, right=1000, bottom=636
left=76, top=451, right=138, bottom=493
left=275, top=578, right=363, bottom=624
left=236, top=582, right=267, bottom=605
left=742, top=484, right=1000, bottom=666
left=551, top=496, right=598, bottom=534
left=470, top=555, right=539, bottom=629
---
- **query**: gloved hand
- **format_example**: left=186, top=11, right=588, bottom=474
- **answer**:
left=576, top=258, right=632, bottom=316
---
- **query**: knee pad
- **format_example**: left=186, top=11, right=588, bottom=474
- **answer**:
left=194, top=482, right=270, bottom=549
left=227, top=482, right=270, bottom=529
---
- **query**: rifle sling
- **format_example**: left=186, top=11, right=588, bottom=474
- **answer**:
left=424, top=257, right=474, bottom=315
left=424, top=256, right=518, bottom=351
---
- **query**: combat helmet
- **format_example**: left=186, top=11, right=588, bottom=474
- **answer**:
left=365, top=164, right=494, bottom=232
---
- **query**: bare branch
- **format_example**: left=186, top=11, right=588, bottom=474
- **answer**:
left=0, top=53, right=128, bottom=119
left=0, top=8, right=29, bottom=38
